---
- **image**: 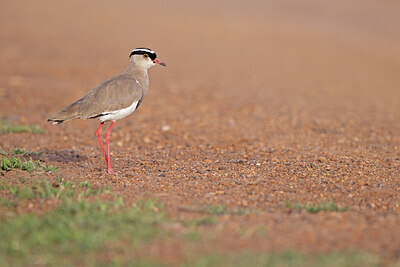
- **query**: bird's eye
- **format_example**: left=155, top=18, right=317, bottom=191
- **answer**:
left=143, top=54, right=149, bottom=58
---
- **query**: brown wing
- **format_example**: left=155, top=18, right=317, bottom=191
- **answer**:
left=48, top=73, right=143, bottom=123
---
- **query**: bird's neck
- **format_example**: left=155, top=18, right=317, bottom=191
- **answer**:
left=126, top=66, right=149, bottom=94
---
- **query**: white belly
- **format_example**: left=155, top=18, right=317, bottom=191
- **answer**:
left=99, top=100, right=139, bottom=122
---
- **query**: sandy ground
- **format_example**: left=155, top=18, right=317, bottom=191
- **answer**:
left=1, top=0, right=400, bottom=263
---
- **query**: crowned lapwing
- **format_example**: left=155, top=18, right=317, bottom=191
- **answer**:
left=48, top=48, right=166, bottom=174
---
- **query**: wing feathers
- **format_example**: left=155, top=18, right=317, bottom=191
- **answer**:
left=48, top=73, right=143, bottom=123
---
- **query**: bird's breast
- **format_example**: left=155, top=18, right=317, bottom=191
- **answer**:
left=98, top=100, right=139, bottom=122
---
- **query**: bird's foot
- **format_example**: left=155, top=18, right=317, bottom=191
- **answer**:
left=107, top=168, right=115, bottom=174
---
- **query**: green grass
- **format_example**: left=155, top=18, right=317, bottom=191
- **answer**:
left=0, top=155, right=58, bottom=172
left=0, top=198, right=167, bottom=266
left=0, top=118, right=43, bottom=134
left=184, top=251, right=380, bottom=267
left=181, top=204, right=253, bottom=216
left=206, top=204, right=253, bottom=216
left=207, top=204, right=228, bottom=215
left=285, top=202, right=349, bottom=213
left=0, top=178, right=108, bottom=203
left=0, top=148, right=42, bottom=156
left=0, top=179, right=381, bottom=267
left=0, top=176, right=167, bottom=266
left=189, top=216, right=217, bottom=226
left=0, top=196, right=18, bottom=208
left=0, top=174, right=379, bottom=266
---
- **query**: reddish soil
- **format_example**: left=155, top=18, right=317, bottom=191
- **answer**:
left=1, top=0, right=400, bottom=264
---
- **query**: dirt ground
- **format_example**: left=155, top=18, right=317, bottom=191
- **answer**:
left=1, top=0, right=400, bottom=264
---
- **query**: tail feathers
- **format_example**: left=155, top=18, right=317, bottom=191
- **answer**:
left=48, top=101, right=81, bottom=125
left=47, top=119, right=65, bottom=125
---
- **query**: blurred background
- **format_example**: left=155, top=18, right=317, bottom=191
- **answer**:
left=1, top=0, right=400, bottom=147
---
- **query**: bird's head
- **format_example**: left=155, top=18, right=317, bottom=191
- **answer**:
left=129, top=48, right=166, bottom=69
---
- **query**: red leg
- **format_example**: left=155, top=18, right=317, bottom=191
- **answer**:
left=95, top=122, right=108, bottom=164
left=106, top=121, right=115, bottom=174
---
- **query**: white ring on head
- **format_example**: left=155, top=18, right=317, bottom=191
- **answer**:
left=131, top=48, right=154, bottom=54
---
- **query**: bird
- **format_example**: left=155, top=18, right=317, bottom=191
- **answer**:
left=48, top=48, right=166, bottom=174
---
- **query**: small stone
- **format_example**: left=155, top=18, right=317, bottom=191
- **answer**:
left=161, top=125, right=171, bottom=132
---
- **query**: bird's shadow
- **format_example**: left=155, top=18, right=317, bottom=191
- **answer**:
left=37, top=149, right=88, bottom=163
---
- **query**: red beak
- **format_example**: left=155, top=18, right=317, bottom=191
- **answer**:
left=153, top=59, right=166, bottom=66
